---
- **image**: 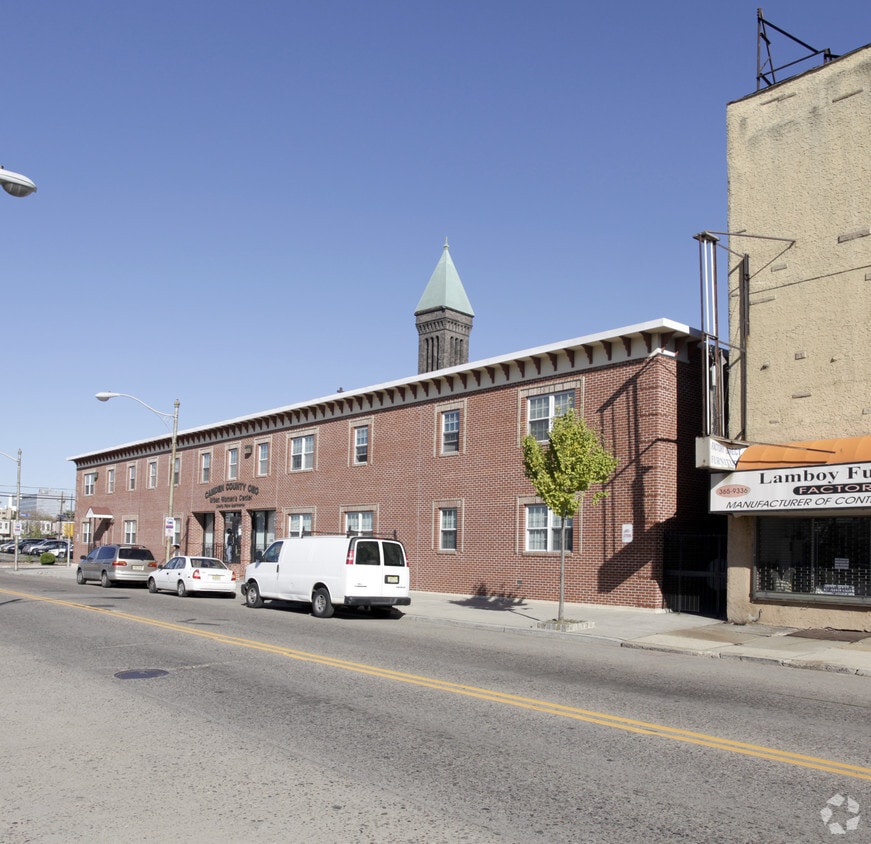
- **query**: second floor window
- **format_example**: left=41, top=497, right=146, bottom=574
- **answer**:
left=227, top=447, right=239, bottom=480
left=173, top=456, right=180, bottom=487
left=528, top=390, right=574, bottom=440
left=84, top=473, right=96, bottom=496
left=441, top=410, right=460, bottom=454
left=291, top=435, right=314, bottom=471
left=354, top=426, right=368, bottom=465
left=147, top=461, right=157, bottom=489
left=257, top=442, right=270, bottom=476
left=128, top=465, right=137, bottom=492
left=200, top=452, right=211, bottom=483
left=106, top=468, right=115, bottom=494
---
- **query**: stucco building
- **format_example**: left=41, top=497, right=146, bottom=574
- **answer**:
left=714, top=41, right=871, bottom=629
left=71, top=245, right=719, bottom=610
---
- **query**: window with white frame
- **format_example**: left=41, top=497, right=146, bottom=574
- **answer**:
left=127, top=464, right=137, bottom=492
left=441, top=409, right=460, bottom=454
left=81, top=521, right=92, bottom=547
left=528, top=390, right=575, bottom=440
left=84, top=473, right=96, bottom=496
left=106, top=468, right=115, bottom=494
left=525, top=504, right=573, bottom=552
left=147, top=461, right=157, bottom=489
left=354, top=425, right=368, bottom=465
left=345, top=510, right=373, bottom=534
left=227, top=447, right=239, bottom=480
left=123, top=519, right=137, bottom=544
left=440, top=507, right=458, bottom=551
left=173, top=455, right=180, bottom=487
left=200, top=452, right=211, bottom=484
left=291, top=435, right=314, bottom=471
left=257, top=442, right=270, bottom=477
left=288, top=512, right=313, bottom=537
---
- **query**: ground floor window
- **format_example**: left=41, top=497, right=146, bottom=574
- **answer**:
left=345, top=510, right=373, bottom=534
left=251, top=510, right=275, bottom=560
left=224, top=512, right=242, bottom=564
left=288, top=512, right=312, bottom=537
left=525, top=504, right=572, bottom=552
left=198, top=513, right=215, bottom=556
left=754, top=516, right=871, bottom=603
left=123, top=519, right=137, bottom=544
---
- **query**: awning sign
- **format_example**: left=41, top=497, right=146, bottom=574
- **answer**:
left=710, top=461, right=871, bottom=513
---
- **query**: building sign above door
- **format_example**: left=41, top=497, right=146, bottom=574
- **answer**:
left=204, top=483, right=260, bottom=506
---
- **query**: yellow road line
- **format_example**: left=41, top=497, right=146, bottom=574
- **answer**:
left=5, top=586, right=871, bottom=781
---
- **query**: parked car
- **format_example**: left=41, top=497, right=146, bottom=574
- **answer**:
left=29, top=540, right=68, bottom=557
left=241, top=533, right=410, bottom=617
left=76, top=545, right=158, bottom=587
left=19, top=539, right=47, bottom=554
left=147, top=556, right=236, bottom=598
left=0, top=539, right=16, bottom=553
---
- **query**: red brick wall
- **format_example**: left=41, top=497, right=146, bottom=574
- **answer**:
left=73, top=348, right=709, bottom=609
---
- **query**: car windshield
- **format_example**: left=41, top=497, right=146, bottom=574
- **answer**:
left=121, top=547, right=155, bottom=561
left=192, top=558, right=226, bottom=569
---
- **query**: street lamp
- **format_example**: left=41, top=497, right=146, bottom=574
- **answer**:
left=96, top=392, right=180, bottom=563
left=0, top=167, right=37, bottom=198
left=0, top=448, right=22, bottom=571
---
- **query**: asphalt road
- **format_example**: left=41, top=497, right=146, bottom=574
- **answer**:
left=1, top=571, right=869, bottom=843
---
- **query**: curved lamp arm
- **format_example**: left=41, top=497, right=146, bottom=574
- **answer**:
left=96, top=391, right=175, bottom=421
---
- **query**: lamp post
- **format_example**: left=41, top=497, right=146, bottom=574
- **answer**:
left=0, top=167, right=34, bottom=568
left=0, top=167, right=37, bottom=198
left=96, top=392, right=180, bottom=563
left=0, top=449, right=22, bottom=571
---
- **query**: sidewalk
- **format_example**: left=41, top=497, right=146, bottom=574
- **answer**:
left=3, top=562, right=871, bottom=677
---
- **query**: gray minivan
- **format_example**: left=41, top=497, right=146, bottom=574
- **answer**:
left=77, top=544, right=158, bottom=587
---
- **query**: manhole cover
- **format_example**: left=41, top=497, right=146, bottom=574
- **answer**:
left=114, top=669, right=169, bottom=680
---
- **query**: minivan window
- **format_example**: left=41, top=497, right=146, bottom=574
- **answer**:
left=383, top=542, right=405, bottom=567
left=355, top=541, right=379, bottom=566
left=121, top=547, right=156, bottom=561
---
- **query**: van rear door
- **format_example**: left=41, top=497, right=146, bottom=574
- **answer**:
left=347, top=539, right=409, bottom=602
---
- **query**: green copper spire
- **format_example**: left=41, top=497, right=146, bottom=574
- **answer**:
left=414, top=239, right=475, bottom=316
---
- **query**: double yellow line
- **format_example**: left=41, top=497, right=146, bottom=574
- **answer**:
left=6, top=586, right=871, bottom=782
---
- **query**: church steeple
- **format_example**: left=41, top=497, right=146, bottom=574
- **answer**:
left=415, top=240, right=475, bottom=373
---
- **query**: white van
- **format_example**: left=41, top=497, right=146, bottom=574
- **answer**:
left=241, top=533, right=411, bottom=618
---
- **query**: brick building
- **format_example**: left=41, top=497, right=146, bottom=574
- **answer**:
left=71, top=247, right=718, bottom=609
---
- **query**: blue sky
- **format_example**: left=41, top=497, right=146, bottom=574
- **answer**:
left=2, top=1, right=869, bottom=500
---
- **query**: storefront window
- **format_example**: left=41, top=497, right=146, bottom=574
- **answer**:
left=754, top=516, right=871, bottom=603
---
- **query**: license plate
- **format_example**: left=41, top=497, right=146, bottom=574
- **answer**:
left=385, top=575, right=399, bottom=584
left=210, top=575, right=222, bottom=581
left=131, top=565, right=144, bottom=571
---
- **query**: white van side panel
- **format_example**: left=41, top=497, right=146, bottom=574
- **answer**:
left=250, top=536, right=410, bottom=606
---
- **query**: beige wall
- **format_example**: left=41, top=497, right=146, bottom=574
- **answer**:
left=727, top=45, right=871, bottom=443
left=725, top=46, right=871, bottom=630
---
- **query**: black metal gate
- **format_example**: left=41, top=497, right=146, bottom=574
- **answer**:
left=663, top=532, right=727, bottom=617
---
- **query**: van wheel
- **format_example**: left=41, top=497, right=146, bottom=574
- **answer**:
left=245, top=582, right=264, bottom=608
left=76, top=568, right=85, bottom=585
left=100, top=571, right=111, bottom=588
left=311, top=587, right=334, bottom=619
left=177, top=580, right=187, bottom=598
left=147, top=578, right=158, bottom=593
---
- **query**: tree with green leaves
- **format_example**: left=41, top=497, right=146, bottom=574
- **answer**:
left=522, top=411, right=618, bottom=621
